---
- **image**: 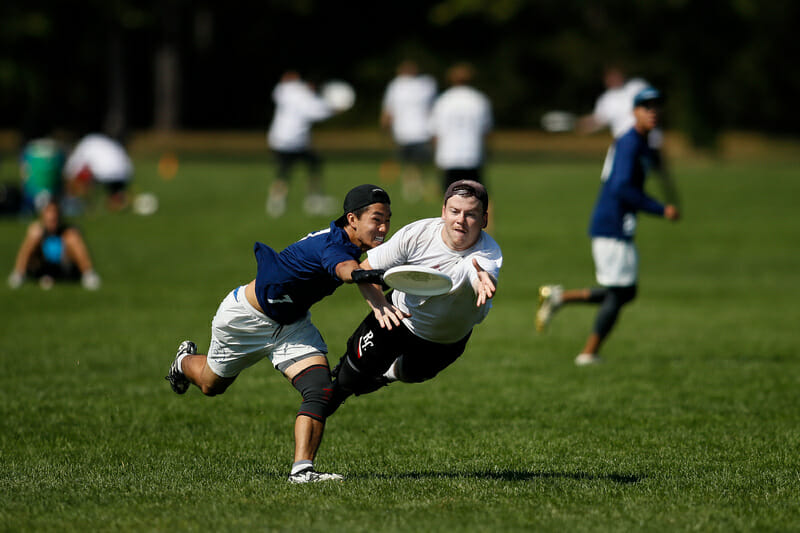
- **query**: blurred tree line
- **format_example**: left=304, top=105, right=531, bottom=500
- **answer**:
left=1, top=0, right=798, bottom=148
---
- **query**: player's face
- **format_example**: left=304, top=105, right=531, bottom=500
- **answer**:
left=351, top=203, right=391, bottom=251
left=634, top=104, right=659, bottom=132
left=441, top=195, right=487, bottom=251
left=41, top=203, right=60, bottom=232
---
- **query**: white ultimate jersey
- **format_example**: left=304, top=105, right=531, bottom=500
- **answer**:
left=382, top=74, right=437, bottom=144
left=366, top=217, right=502, bottom=344
left=64, top=134, right=132, bottom=183
left=429, top=86, right=493, bottom=169
left=593, top=78, right=649, bottom=139
left=268, top=80, right=333, bottom=152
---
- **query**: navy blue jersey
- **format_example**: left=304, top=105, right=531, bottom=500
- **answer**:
left=589, top=127, right=665, bottom=241
left=254, top=221, right=361, bottom=324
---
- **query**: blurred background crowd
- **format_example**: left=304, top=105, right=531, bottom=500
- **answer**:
left=2, top=0, right=798, bottom=150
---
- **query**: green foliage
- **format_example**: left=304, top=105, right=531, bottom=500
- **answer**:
left=2, top=1, right=800, bottom=138
left=1, top=149, right=799, bottom=531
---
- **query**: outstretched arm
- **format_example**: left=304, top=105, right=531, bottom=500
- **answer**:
left=472, top=258, right=497, bottom=307
left=651, top=149, right=681, bottom=209
left=337, top=258, right=410, bottom=330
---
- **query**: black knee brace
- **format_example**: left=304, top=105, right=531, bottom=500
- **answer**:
left=291, top=364, right=333, bottom=422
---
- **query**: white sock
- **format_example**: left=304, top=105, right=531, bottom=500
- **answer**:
left=176, top=353, right=189, bottom=373
left=291, top=460, right=313, bottom=475
left=382, top=360, right=400, bottom=383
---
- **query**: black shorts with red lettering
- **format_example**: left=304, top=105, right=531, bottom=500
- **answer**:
left=343, top=309, right=471, bottom=384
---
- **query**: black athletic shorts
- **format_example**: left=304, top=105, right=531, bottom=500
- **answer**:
left=398, top=142, right=431, bottom=165
left=273, top=149, right=321, bottom=179
left=345, top=309, right=472, bottom=383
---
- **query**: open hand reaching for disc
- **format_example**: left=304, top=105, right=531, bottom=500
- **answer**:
left=473, top=258, right=496, bottom=306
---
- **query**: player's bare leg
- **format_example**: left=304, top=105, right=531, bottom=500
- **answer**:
left=304, top=173, right=335, bottom=215
left=267, top=179, right=289, bottom=217
left=61, top=228, right=101, bottom=289
left=283, top=356, right=343, bottom=483
left=181, top=354, right=236, bottom=396
left=576, top=333, right=603, bottom=365
left=401, top=165, right=423, bottom=202
left=564, top=288, right=597, bottom=303
left=282, top=355, right=328, bottom=460
left=293, top=415, right=324, bottom=462
left=581, top=333, right=602, bottom=355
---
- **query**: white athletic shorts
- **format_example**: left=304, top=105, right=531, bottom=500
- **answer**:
left=592, top=237, right=638, bottom=287
left=207, top=285, right=328, bottom=378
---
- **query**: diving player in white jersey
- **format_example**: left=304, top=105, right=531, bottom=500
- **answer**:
left=326, top=180, right=501, bottom=417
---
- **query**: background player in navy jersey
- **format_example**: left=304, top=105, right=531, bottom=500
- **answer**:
left=578, top=65, right=680, bottom=208
left=166, top=184, right=399, bottom=483
left=536, top=87, right=680, bottom=366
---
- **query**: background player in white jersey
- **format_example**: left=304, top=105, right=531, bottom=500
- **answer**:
left=266, top=70, right=338, bottom=217
left=429, top=63, right=493, bottom=192
left=326, top=180, right=501, bottom=416
left=165, top=185, right=393, bottom=483
left=63, top=133, right=133, bottom=212
left=577, top=66, right=650, bottom=139
left=536, top=88, right=679, bottom=366
left=577, top=65, right=679, bottom=206
left=380, top=59, right=437, bottom=202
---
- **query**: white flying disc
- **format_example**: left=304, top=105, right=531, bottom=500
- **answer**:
left=540, top=110, right=576, bottom=132
left=321, top=80, right=355, bottom=112
left=132, top=192, right=159, bottom=215
left=383, top=265, right=452, bottom=296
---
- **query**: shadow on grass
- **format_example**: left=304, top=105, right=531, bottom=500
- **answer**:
left=349, top=470, right=643, bottom=483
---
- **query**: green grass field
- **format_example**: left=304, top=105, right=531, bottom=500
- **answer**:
left=1, top=144, right=799, bottom=531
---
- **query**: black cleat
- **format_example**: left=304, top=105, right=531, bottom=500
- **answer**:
left=165, top=340, right=197, bottom=394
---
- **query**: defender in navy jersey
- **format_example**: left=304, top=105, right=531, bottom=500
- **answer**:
left=536, top=87, right=680, bottom=366
left=166, top=184, right=398, bottom=483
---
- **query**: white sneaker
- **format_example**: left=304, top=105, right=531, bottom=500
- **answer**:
left=266, top=194, right=287, bottom=218
left=288, top=467, right=344, bottom=484
left=303, top=194, right=336, bottom=216
left=81, top=271, right=101, bottom=291
left=575, top=353, right=603, bottom=366
left=7, top=271, right=24, bottom=289
left=536, top=285, right=563, bottom=332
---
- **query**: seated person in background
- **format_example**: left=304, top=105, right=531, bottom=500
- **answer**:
left=8, top=200, right=101, bottom=290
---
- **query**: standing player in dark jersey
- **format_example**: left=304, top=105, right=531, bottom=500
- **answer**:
left=165, top=185, right=403, bottom=483
left=536, top=87, right=680, bottom=365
